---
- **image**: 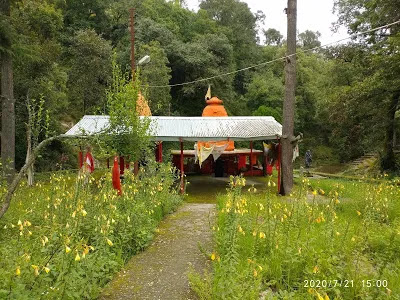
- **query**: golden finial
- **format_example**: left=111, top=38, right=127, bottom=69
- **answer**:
left=205, top=85, right=211, bottom=101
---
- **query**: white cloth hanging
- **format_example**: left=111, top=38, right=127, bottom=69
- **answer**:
left=212, top=143, right=228, bottom=161
left=292, top=144, right=299, bottom=162
left=198, top=145, right=215, bottom=168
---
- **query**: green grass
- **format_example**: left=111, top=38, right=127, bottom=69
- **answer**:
left=185, top=175, right=280, bottom=204
left=190, top=176, right=400, bottom=299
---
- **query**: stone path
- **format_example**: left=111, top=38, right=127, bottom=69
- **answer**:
left=100, top=203, right=215, bottom=300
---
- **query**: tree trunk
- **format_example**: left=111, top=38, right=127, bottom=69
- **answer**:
left=26, top=126, right=34, bottom=186
left=381, top=92, right=399, bottom=171
left=0, top=135, right=64, bottom=219
left=280, top=0, right=297, bottom=195
left=0, top=0, right=15, bottom=184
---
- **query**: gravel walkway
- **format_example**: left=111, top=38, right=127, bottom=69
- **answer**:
left=100, top=203, right=215, bottom=300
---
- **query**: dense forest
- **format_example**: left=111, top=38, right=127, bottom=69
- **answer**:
left=1, top=0, right=399, bottom=171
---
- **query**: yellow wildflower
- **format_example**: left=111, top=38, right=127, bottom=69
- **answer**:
left=75, top=253, right=80, bottom=261
left=31, top=265, right=39, bottom=276
left=16, top=266, right=21, bottom=276
left=81, top=209, right=87, bottom=217
left=65, top=245, right=71, bottom=254
left=106, top=238, right=113, bottom=246
left=313, top=265, right=319, bottom=273
left=211, top=253, right=216, bottom=261
left=356, top=210, right=361, bottom=216
left=253, top=269, right=258, bottom=277
left=312, top=190, right=317, bottom=196
left=259, top=232, right=266, bottom=239
left=315, top=292, right=324, bottom=300
left=44, top=266, right=50, bottom=273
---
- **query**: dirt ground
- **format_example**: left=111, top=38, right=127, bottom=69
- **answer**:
left=99, top=203, right=215, bottom=300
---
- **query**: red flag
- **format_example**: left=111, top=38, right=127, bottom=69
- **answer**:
left=112, top=156, right=122, bottom=195
left=84, top=151, right=95, bottom=173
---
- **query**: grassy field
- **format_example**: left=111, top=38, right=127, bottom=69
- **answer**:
left=0, top=163, right=182, bottom=299
left=190, top=175, right=400, bottom=299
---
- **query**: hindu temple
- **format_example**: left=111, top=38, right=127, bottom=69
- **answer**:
left=171, top=87, right=265, bottom=177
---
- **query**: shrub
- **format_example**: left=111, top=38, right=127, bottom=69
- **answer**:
left=0, top=162, right=182, bottom=299
left=191, top=176, right=400, bottom=299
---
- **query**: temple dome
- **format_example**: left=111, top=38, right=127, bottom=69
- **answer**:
left=199, top=96, right=234, bottom=151
left=202, top=97, right=228, bottom=117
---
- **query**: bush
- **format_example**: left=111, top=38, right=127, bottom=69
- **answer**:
left=313, top=145, right=339, bottom=165
left=0, top=161, right=182, bottom=299
left=190, top=176, right=400, bottom=299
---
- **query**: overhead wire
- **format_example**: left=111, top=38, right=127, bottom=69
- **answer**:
left=144, top=19, right=400, bottom=88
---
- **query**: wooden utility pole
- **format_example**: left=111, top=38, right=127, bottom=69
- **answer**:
left=0, top=0, right=15, bottom=183
left=129, top=7, right=140, bottom=175
left=129, top=8, right=136, bottom=79
left=280, top=0, right=297, bottom=195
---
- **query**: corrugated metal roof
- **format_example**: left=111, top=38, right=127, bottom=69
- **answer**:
left=64, top=115, right=282, bottom=141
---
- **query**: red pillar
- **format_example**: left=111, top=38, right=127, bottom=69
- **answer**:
left=250, top=141, right=253, bottom=176
left=120, top=156, right=125, bottom=175
left=180, top=139, right=184, bottom=194
left=134, top=161, right=139, bottom=175
left=155, top=142, right=163, bottom=162
left=158, top=142, right=163, bottom=162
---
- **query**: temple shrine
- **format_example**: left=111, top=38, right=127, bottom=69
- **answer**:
left=66, top=87, right=282, bottom=192
left=171, top=87, right=266, bottom=177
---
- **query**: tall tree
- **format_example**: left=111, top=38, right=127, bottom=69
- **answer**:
left=334, top=0, right=400, bottom=170
left=137, top=41, right=172, bottom=115
left=264, top=28, right=283, bottom=46
left=298, top=30, right=321, bottom=50
left=281, top=0, right=297, bottom=195
left=67, top=29, right=112, bottom=116
left=199, top=0, right=263, bottom=94
left=0, top=0, right=15, bottom=182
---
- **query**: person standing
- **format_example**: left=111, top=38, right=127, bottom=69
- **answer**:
left=305, top=150, right=312, bottom=169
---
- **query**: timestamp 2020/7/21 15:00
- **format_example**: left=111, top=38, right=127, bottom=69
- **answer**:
left=304, top=279, right=388, bottom=289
